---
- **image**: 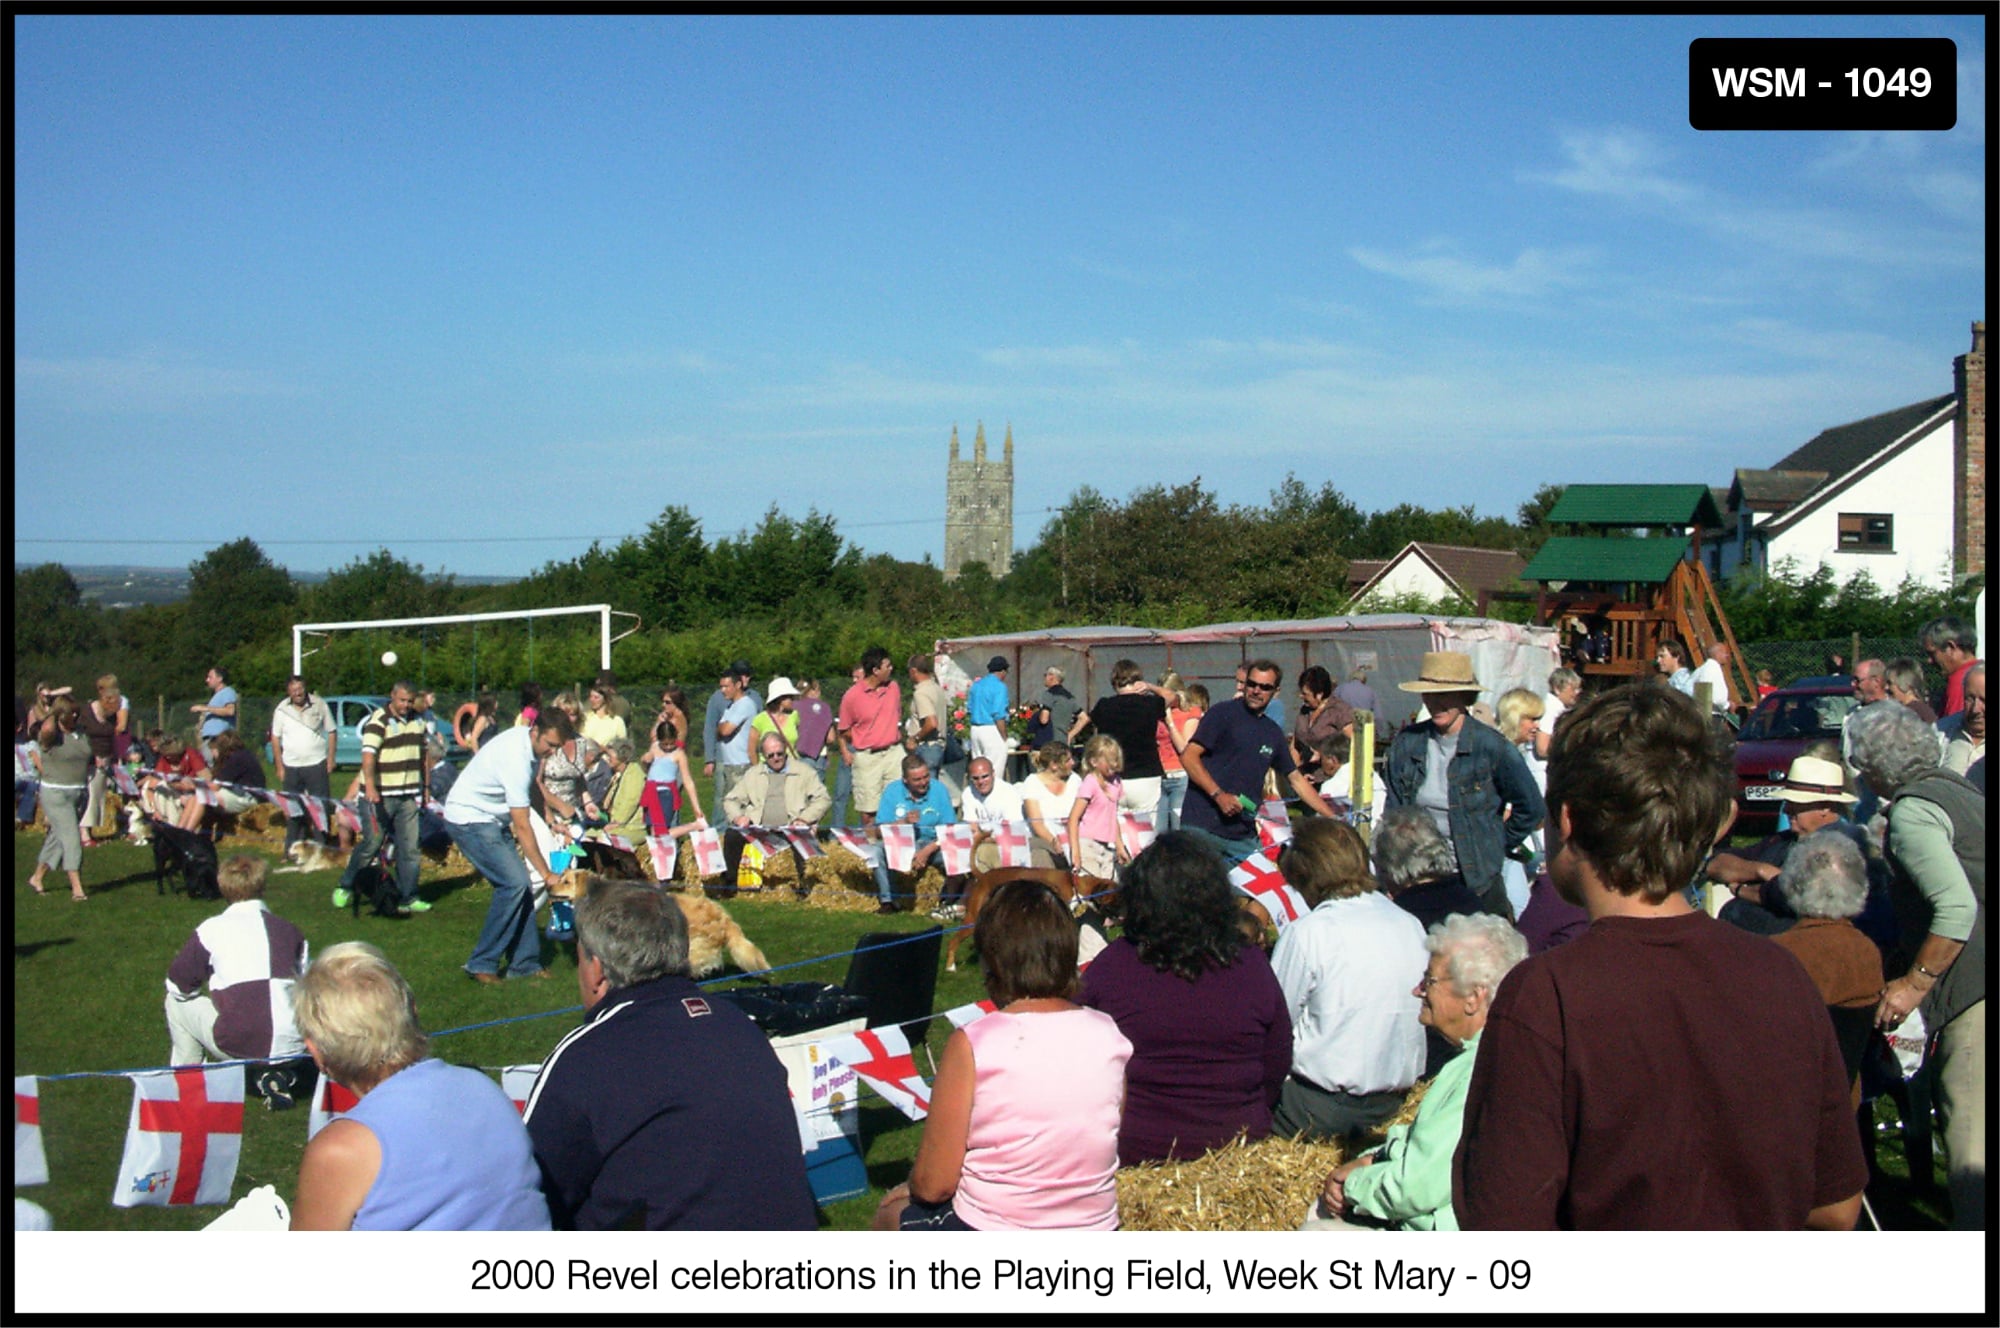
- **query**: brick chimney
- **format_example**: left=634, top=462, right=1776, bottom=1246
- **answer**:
left=1954, top=321, right=1986, bottom=579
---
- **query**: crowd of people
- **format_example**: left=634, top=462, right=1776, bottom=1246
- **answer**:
left=12, top=612, right=1985, bottom=1232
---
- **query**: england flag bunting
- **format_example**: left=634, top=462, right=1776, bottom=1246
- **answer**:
left=688, top=826, right=726, bottom=878
left=935, top=823, right=976, bottom=876
left=15, top=1077, right=47, bottom=1187
left=303, top=796, right=330, bottom=835
left=944, top=1000, right=997, bottom=1030
left=780, top=827, right=822, bottom=860
left=1229, top=849, right=1310, bottom=928
left=989, top=819, right=1033, bottom=869
left=828, top=828, right=882, bottom=869
left=275, top=792, right=303, bottom=821
left=500, top=1065, right=542, bottom=1115
left=1256, top=800, right=1293, bottom=848
left=744, top=827, right=791, bottom=857
left=646, top=835, right=680, bottom=881
left=112, top=764, right=142, bottom=798
left=194, top=782, right=221, bottom=809
left=307, top=1074, right=363, bottom=1140
left=879, top=824, right=917, bottom=873
left=334, top=802, right=362, bottom=837
left=600, top=832, right=635, bottom=854
left=14, top=744, right=36, bottom=781
left=1117, top=812, right=1157, bottom=857
left=820, top=1025, right=930, bottom=1120
left=112, top=1067, right=244, bottom=1207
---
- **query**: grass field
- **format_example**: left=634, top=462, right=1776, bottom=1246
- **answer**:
left=12, top=827, right=1952, bottom=1232
left=12, top=828, right=979, bottom=1231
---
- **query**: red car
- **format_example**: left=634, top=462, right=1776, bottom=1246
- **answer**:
left=1732, top=676, right=1859, bottom=833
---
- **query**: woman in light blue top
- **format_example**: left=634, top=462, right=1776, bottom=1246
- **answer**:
left=290, top=942, right=549, bottom=1231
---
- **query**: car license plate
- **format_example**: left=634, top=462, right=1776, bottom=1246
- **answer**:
left=1744, top=785, right=1783, bottom=801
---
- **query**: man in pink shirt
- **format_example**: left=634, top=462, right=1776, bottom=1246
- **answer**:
left=838, top=647, right=904, bottom=830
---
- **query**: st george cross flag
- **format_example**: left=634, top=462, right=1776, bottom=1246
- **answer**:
left=646, top=835, right=679, bottom=881
left=112, top=764, right=142, bottom=798
left=943, top=1000, right=997, bottom=1030
left=879, top=824, right=917, bottom=873
left=689, top=826, right=726, bottom=878
left=274, top=791, right=303, bottom=821
left=828, top=828, right=882, bottom=869
left=303, top=796, right=330, bottom=835
left=16, top=1078, right=47, bottom=1187
left=113, top=1067, right=244, bottom=1207
left=780, top=827, right=823, bottom=860
left=820, top=1025, right=931, bottom=1120
left=195, top=782, right=221, bottom=809
left=990, top=819, right=1033, bottom=869
left=935, top=823, right=977, bottom=876
left=744, top=827, right=791, bottom=857
left=500, top=1065, right=542, bottom=1115
left=600, top=832, right=634, bottom=854
left=1117, top=812, right=1157, bottom=857
left=1229, top=850, right=1309, bottom=927
left=1256, top=800, right=1293, bottom=848
left=333, top=802, right=362, bottom=837
left=307, top=1074, right=362, bottom=1140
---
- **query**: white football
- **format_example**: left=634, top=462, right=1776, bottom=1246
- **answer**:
left=381, top=651, right=398, bottom=667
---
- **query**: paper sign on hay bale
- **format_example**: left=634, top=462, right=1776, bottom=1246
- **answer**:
left=113, top=1067, right=244, bottom=1207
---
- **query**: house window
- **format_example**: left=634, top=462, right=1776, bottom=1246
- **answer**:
left=1837, top=513, right=1894, bottom=552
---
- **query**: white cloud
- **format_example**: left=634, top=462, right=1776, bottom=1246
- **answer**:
left=1346, top=242, right=1595, bottom=302
left=1525, top=128, right=1698, bottom=206
left=13, top=348, right=298, bottom=411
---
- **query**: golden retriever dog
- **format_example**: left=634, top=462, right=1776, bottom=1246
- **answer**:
left=567, top=870, right=771, bottom=978
left=944, top=867, right=1119, bottom=973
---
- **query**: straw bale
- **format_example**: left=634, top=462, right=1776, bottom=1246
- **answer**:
left=1116, top=1134, right=1350, bottom=1231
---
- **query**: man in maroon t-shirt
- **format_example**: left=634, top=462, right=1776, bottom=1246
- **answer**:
left=1453, top=685, right=1866, bottom=1230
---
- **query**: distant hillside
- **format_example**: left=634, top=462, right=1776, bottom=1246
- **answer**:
left=62, top=564, right=515, bottom=608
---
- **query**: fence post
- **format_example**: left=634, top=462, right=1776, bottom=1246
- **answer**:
left=157, top=696, right=165, bottom=734
left=1850, top=632, right=1861, bottom=674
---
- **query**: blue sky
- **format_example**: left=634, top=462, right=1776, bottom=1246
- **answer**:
left=13, top=13, right=1989, bottom=580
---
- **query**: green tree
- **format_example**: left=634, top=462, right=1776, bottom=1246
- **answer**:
left=305, top=549, right=460, bottom=623
left=177, top=538, right=297, bottom=679
left=1515, top=482, right=1567, bottom=555
left=13, top=563, right=103, bottom=660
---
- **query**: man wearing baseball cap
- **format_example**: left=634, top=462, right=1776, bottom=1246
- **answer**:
left=966, top=655, right=1012, bottom=773
left=1384, top=651, right=1543, bottom=919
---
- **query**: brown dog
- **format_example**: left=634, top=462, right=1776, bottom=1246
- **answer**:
left=569, top=871, right=772, bottom=978
left=944, top=867, right=1119, bottom=973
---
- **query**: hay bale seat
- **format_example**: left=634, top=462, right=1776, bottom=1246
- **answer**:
left=1116, top=1079, right=1432, bottom=1231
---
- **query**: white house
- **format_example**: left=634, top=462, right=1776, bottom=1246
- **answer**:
left=1709, top=323, right=1986, bottom=591
left=1346, top=542, right=1527, bottom=613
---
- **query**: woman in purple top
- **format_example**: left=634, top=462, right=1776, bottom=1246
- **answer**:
left=290, top=942, right=550, bottom=1231
left=1078, top=832, right=1293, bottom=1165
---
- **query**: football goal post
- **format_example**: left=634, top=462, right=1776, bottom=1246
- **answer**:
left=290, top=604, right=641, bottom=676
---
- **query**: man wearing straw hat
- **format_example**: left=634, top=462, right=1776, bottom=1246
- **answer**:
left=1703, top=753, right=1885, bottom=940
left=1385, top=651, right=1544, bottom=919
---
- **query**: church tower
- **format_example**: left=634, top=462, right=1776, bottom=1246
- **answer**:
left=943, top=422, right=1014, bottom=579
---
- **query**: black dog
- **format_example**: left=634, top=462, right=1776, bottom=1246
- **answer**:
left=150, top=820, right=221, bottom=900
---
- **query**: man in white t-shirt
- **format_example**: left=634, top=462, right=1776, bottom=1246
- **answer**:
left=270, top=675, right=338, bottom=853
left=958, top=756, right=1024, bottom=876
left=1690, top=643, right=1732, bottom=714
left=446, top=710, right=572, bottom=984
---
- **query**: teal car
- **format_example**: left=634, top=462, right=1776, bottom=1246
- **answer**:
left=267, top=695, right=466, bottom=768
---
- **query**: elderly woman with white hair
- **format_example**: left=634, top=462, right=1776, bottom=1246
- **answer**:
left=290, top=943, right=550, bottom=1231
left=1768, top=830, right=1885, bottom=1105
left=1847, top=699, right=1985, bottom=1232
left=1306, top=912, right=1528, bottom=1231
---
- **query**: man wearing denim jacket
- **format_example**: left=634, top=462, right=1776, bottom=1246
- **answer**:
left=1385, top=652, right=1544, bottom=919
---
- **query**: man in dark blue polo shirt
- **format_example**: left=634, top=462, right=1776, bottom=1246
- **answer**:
left=522, top=879, right=815, bottom=1230
left=1181, top=658, right=1337, bottom=866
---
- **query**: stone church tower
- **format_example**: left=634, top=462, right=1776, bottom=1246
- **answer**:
left=943, top=422, right=1014, bottom=579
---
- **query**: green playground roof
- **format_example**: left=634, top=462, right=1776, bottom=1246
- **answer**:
left=1546, top=484, right=1723, bottom=528
left=1520, top=536, right=1690, bottom=585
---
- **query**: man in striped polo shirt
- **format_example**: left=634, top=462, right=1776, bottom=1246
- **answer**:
left=334, top=682, right=431, bottom=916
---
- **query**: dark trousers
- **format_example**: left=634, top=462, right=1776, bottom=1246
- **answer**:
left=280, top=763, right=332, bottom=849
left=1271, top=1075, right=1407, bottom=1141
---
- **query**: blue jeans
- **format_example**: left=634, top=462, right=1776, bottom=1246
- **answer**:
left=341, top=794, right=422, bottom=906
left=829, top=757, right=853, bottom=829
left=448, top=818, right=545, bottom=977
left=1179, top=825, right=1262, bottom=869
left=1158, top=772, right=1189, bottom=834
